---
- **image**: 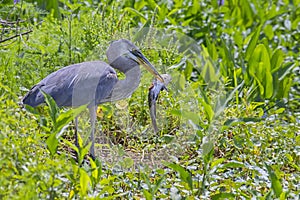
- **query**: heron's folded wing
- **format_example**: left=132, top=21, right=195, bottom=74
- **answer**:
left=22, top=61, right=118, bottom=107
left=56, top=61, right=118, bottom=107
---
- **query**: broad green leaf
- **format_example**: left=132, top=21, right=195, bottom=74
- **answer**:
left=79, top=142, right=92, bottom=163
left=34, top=0, right=60, bottom=19
left=242, top=0, right=254, bottom=27
left=202, top=141, right=214, bottom=165
left=280, top=76, right=293, bottom=98
left=271, top=49, right=284, bottom=73
left=100, top=178, right=110, bottom=185
left=157, top=4, right=168, bottom=21
left=202, top=141, right=214, bottom=157
left=182, top=17, right=193, bottom=26
left=89, top=157, right=98, bottom=184
left=274, top=63, right=294, bottom=98
left=220, top=39, right=235, bottom=78
left=41, top=90, right=59, bottom=125
left=248, top=44, right=273, bottom=98
left=231, top=7, right=242, bottom=25
left=147, top=0, right=158, bottom=10
left=264, top=24, right=274, bottom=40
left=198, top=97, right=214, bottom=123
left=211, top=158, right=226, bottom=168
left=191, top=0, right=200, bottom=14
left=174, top=0, right=183, bottom=8
left=55, top=104, right=87, bottom=134
left=62, top=138, right=79, bottom=154
left=134, top=0, right=148, bottom=11
left=123, top=7, right=147, bottom=21
left=203, top=60, right=218, bottom=83
left=292, top=16, right=300, bottom=29
left=233, top=32, right=243, bottom=48
left=69, top=190, right=75, bottom=199
left=96, top=159, right=102, bottom=182
left=245, top=26, right=262, bottom=61
left=211, top=192, right=235, bottom=200
left=223, top=117, right=262, bottom=126
left=46, top=132, right=59, bottom=156
left=184, top=60, right=193, bottom=80
left=251, top=75, right=265, bottom=97
left=200, top=45, right=219, bottom=83
left=166, top=163, right=193, bottom=191
left=167, top=8, right=179, bottom=16
left=80, top=168, right=91, bottom=197
left=278, top=62, right=295, bottom=81
left=280, top=192, right=287, bottom=200
left=77, top=132, right=83, bottom=148
left=142, top=189, right=152, bottom=200
left=24, top=104, right=40, bottom=115
left=88, top=158, right=102, bottom=188
left=265, top=164, right=282, bottom=197
left=205, top=37, right=218, bottom=61
left=265, top=71, right=273, bottom=98
left=170, top=109, right=182, bottom=116
left=222, top=161, right=245, bottom=169
left=64, top=1, right=81, bottom=12
left=101, top=186, right=114, bottom=195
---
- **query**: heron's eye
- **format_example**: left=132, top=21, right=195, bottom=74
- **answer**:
left=131, top=49, right=142, bottom=57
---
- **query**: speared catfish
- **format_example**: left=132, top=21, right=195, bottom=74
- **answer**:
left=148, top=74, right=171, bottom=133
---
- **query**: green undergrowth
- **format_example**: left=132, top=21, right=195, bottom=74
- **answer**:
left=0, top=0, right=299, bottom=199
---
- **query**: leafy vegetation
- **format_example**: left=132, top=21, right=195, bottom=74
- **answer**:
left=0, top=0, right=299, bottom=199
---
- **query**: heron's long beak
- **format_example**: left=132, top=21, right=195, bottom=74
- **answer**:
left=130, top=50, right=164, bottom=83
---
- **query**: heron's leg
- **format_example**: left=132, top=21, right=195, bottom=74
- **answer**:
left=74, top=116, right=79, bottom=148
left=73, top=117, right=80, bottom=162
left=88, top=106, right=96, bottom=160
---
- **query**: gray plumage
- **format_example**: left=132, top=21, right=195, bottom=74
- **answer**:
left=22, top=61, right=118, bottom=107
left=22, top=39, right=164, bottom=160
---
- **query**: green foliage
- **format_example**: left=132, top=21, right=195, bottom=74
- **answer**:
left=0, top=0, right=299, bottom=199
left=166, top=163, right=193, bottom=191
left=37, top=91, right=87, bottom=157
left=265, top=163, right=283, bottom=198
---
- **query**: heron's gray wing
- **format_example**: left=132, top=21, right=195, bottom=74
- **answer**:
left=22, top=61, right=118, bottom=107
left=21, top=66, right=77, bottom=107
left=70, top=62, right=118, bottom=107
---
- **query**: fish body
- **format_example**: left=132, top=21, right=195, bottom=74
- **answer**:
left=148, top=74, right=171, bottom=133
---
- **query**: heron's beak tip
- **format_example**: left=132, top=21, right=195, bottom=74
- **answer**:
left=136, top=53, right=164, bottom=83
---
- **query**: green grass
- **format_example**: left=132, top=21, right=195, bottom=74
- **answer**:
left=0, top=0, right=299, bottom=199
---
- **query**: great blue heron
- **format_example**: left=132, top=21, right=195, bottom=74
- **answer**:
left=22, top=39, right=164, bottom=159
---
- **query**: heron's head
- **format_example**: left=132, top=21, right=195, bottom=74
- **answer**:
left=106, top=39, right=164, bottom=82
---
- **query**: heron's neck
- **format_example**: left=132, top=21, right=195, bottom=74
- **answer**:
left=104, top=65, right=141, bottom=102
